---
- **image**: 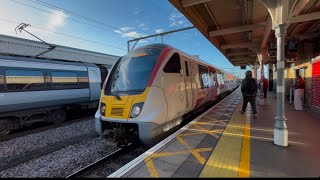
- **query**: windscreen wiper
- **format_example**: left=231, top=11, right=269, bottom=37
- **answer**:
left=111, top=75, right=122, bottom=101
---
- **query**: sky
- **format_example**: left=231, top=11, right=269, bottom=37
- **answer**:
left=0, top=0, right=245, bottom=78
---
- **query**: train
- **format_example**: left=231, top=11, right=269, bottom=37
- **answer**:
left=95, top=44, right=239, bottom=146
left=0, top=55, right=112, bottom=135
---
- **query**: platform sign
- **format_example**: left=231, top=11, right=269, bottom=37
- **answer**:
left=268, top=42, right=276, bottom=56
left=288, top=40, right=299, bottom=52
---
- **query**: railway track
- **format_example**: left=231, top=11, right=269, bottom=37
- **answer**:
left=0, top=134, right=99, bottom=172
left=66, top=143, right=141, bottom=178
left=0, top=113, right=94, bottom=142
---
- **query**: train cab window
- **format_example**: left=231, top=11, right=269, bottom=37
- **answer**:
left=5, top=69, right=45, bottom=91
left=198, top=65, right=209, bottom=88
left=163, top=53, right=181, bottom=73
left=52, top=71, right=78, bottom=89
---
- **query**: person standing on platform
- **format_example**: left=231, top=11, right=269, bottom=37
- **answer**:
left=293, top=75, right=305, bottom=111
left=263, top=77, right=269, bottom=98
left=240, top=70, right=258, bottom=119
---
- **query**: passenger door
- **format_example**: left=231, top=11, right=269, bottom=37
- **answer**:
left=162, top=53, right=186, bottom=121
left=181, top=57, right=193, bottom=112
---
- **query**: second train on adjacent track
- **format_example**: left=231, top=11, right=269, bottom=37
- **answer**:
left=95, top=44, right=239, bottom=145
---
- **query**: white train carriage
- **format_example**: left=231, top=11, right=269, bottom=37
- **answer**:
left=95, top=44, right=239, bottom=145
left=0, top=55, right=107, bottom=134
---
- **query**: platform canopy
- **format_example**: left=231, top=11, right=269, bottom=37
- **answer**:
left=169, top=0, right=320, bottom=67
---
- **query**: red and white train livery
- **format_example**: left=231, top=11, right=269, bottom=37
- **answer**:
left=95, top=44, right=239, bottom=145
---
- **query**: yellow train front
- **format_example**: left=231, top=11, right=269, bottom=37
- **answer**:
left=95, top=43, right=239, bottom=146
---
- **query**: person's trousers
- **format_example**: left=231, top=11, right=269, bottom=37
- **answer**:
left=242, top=96, right=257, bottom=114
left=294, top=89, right=304, bottom=111
left=263, top=88, right=267, bottom=98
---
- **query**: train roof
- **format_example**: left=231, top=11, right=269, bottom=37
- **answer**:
left=0, top=54, right=98, bottom=68
left=0, top=34, right=120, bottom=66
left=134, top=43, right=236, bottom=77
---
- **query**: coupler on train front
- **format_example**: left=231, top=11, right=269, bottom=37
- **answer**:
left=95, top=114, right=139, bottom=147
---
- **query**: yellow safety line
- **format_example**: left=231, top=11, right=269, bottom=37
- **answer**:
left=144, top=157, right=159, bottom=177
left=238, top=111, right=250, bottom=177
left=200, top=101, right=248, bottom=177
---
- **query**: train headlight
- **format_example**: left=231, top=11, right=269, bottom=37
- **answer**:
left=100, top=102, right=106, bottom=116
left=130, top=102, right=144, bottom=118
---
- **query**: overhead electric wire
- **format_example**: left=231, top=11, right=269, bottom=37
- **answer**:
left=9, top=0, right=123, bottom=34
left=29, top=0, right=123, bottom=31
left=150, top=0, right=172, bottom=17
left=0, top=18, right=127, bottom=51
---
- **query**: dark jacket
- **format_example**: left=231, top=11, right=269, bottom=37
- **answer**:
left=241, top=78, right=258, bottom=97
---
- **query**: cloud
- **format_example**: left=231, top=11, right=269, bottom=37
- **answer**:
left=46, top=10, right=66, bottom=31
left=155, top=29, right=164, bottom=34
left=113, top=29, right=122, bottom=34
left=169, top=12, right=183, bottom=21
left=120, top=27, right=133, bottom=32
left=170, top=20, right=185, bottom=27
left=138, top=40, right=148, bottom=44
left=142, top=27, right=150, bottom=31
left=113, top=26, right=146, bottom=39
left=133, top=8, right=141, bottom=15
left=121, top=31, right=146, bottom=38
left=138, top=23, right=145, bottom=27
left=169, top=12, right=185, bottom=27
left=114, top=26, right=135, bottom=35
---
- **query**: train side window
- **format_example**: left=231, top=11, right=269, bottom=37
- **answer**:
left=185, top=61, right=189, bottom=76
left=198, top=65, right=209, bottom=89
left=52, top=71, right=78, bottom=89
left=5, top=69, right=45, bottom=91
left=78, top=71, right=89, bottom=89
left=163, top=53, right=181, bottom=73
left=0, top=72, right=5, bottom=92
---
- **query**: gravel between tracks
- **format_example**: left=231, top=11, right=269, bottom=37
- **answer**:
left=0, top=137, right=118, bottom=178
left=0, top=118, right=95, bottom=166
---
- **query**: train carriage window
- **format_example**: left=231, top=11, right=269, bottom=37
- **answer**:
left=0, top=73, right=5, bottom=92
left=52, top=71, right=78, bottom=89
left=5, top=69, right=45, bottom=91
left=78, top=71, right=89, bottom=88
left=198, top=65, right=209, bottom=88
left=163, top=53, right=181, bottom=73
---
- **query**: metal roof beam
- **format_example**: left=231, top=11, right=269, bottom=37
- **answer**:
left=209, top=23, right=266, bottom=36
left=298, top=32, right=320, bottom=40
left=288, top=12, right=320, bottom=24
left=182, top=0, right=212, bottom=7
left=221, top=42, right=257, bottom=49
left=261, top=17, right=272, bottom=49
left=227, top=51, right=250, bottom=56
left=230, top=57, right=256, bottom=61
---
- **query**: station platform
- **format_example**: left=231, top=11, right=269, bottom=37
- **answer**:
left=108, top=87, right=320, bottom=178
